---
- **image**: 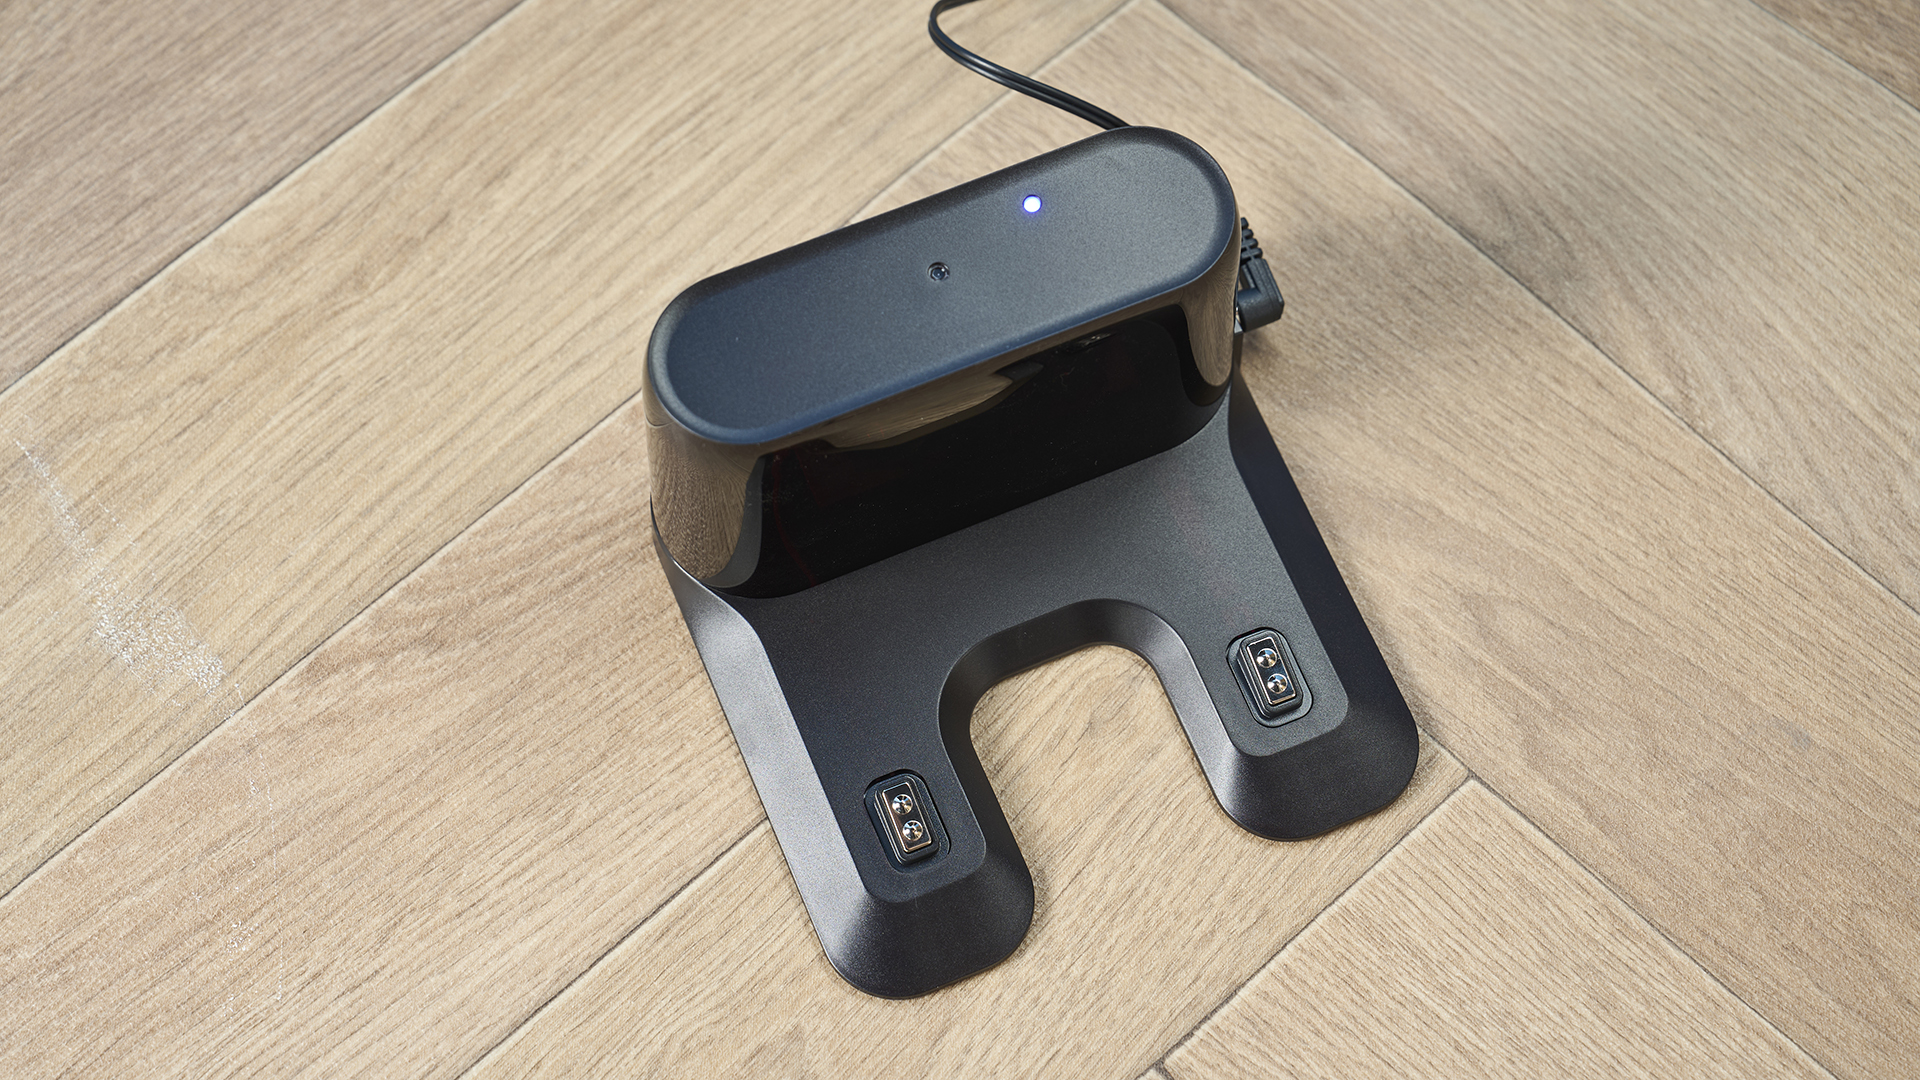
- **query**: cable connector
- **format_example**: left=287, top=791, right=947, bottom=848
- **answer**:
left=1235, top=218, right=1285, bottom=333
left=923, top=4, right=1285, bottom=336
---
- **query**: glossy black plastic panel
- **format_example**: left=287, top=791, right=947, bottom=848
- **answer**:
left=645, top=128, right=1241, bottom=594
left=730, top=306, right=1220, bottom=596
left=650, top=128, right=1237, bottom=445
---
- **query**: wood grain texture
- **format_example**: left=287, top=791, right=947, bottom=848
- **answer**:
left=466, top=654, right=1464, bottom=1078
left=465, top=0, right=1911, bottom=1069
left=1097, top=3, right=1920, bottom=1074
left=1165, top=784, right=1831, bottom=1080
left=1758, top=0, right=1920, bottom=107
left=0, top=0, right=1121, bottom=896
left=0, top=408, right=759, bottom=1077
left=0, top=0, right=520, bottom=387
left=6, top=0, right=1918, bottom=1074
left=1166, top=0, right=1920, bottom=615
left=0, top=398, right=1463, bottom=1074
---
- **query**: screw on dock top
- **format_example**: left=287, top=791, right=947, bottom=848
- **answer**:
left=890, top=792, right=914, bottom=816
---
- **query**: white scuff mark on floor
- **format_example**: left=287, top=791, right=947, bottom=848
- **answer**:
left=10, top=434, right=284, bottom=1010
left=14, top=437, right=232, bottom=700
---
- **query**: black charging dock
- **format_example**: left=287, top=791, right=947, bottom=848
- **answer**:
left=646, top=127, right=1418, bottom=998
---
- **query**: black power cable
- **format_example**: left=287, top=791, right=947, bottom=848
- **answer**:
left=929, top=0, right=1129, bottom=131
left=925, top=0, right=1285, bottom=331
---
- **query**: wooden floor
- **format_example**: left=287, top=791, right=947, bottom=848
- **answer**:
left=3, top=0, right=1916, bottom=1075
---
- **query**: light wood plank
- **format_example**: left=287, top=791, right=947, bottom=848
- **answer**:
left=1165, top=783, right=1831, bottom=1080
left=887, top=0, right=1916, bottom=1072
left=0, top=408, right=1464, bottom=1074
left=1167, top=0, right=1920, bottom=615
left=462, top=0, right=1920, bottom=1067
left=8, top=0, right=1917, bottom=1074
left=1082, top=3, right=1920, bottom=1074
left=0, top=0, right=519, bottom=386
left=0, top=0, right=1121, bottom=895
left=0, top=409, right=757, bottom=1077
left=1758, top=0, right=1920, bottom=108
left=467, top=653, right=1464, bottom=1078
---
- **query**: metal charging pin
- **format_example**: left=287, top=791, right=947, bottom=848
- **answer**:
left=1233, top=629, right=1304, bottom=722
left=871, top=777, right=937, bottom=862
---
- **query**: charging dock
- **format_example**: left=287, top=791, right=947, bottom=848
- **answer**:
left=647, top=127, right=1418, bottom=998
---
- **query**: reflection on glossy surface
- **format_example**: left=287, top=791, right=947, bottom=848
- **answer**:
left=646, top=127, right=1243, bottom=588
left=711, top=306, right=1222, bottom=597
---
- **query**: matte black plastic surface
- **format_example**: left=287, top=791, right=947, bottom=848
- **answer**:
left=657, top=378, right=1419, bottom=997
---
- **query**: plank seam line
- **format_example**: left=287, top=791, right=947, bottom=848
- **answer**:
left=1466, top=775, right=1843, bottom=1079
left=1740, top=0, right=1920, bottom=119
left=0, top=0, right=1137, bottom=909
left=0, top=0, right=1158, bottom=909
left=458, top=15, right=1174, bottom=1062
left=1148, top=0, right=1920, bottom=636
left=1148, top=9, right=1861, bottom=1073
left=0, top=0, right=542, bottom=406
left=846, top=0, right=1140, bottom=226
left=0, top=319, right=656, bottom=910
left=453, top=818, right=772, bottom=1077
left=1150, top=768, right=1473, bottom=1076
left=1409, top=704, right=1840, bottom=1075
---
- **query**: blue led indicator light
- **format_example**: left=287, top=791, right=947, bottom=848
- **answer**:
left=1022, top=195, right=1042, bottom=213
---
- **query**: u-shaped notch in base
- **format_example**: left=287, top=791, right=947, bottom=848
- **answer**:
left=656, top=377, right=1418, bottom=998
